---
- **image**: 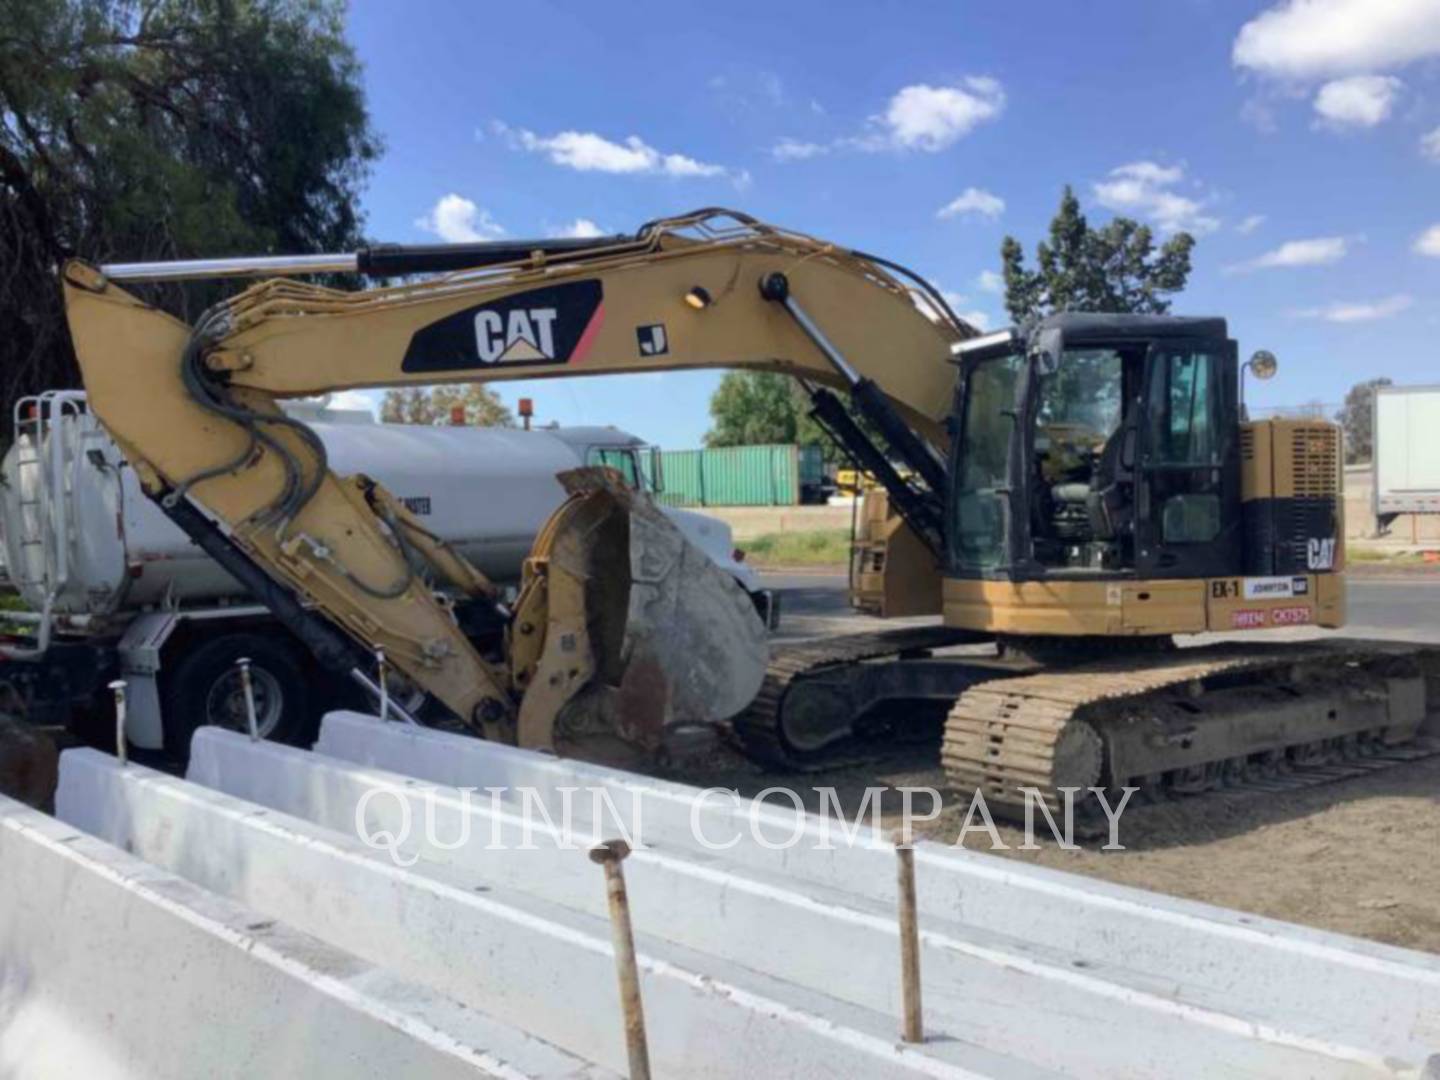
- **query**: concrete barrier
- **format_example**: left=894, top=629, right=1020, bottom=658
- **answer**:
left=313, top=712, right=1440, bottom=1071
left=0, top=793, right=606, bottom=1080
left=61, top=748, right=1009, bottom=1079
left=194, top=722, right=1439, bottom=1077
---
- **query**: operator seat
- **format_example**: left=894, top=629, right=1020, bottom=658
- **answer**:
left=1086, top=423, right=1135, bottom=541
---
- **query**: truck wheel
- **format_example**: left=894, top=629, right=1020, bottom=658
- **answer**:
left=162, top=633, right=315, bottom=761
left=0, top=713, right=59, bottom=811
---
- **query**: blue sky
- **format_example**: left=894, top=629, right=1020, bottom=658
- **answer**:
left=340, top=0, right=1440, bottom=448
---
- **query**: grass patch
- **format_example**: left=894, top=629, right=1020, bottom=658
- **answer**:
left=742, top=529, right=851, bottom=567
left=0, top=591, right=31, bottom=636
left=1347, top=547, right=1435, bottom=565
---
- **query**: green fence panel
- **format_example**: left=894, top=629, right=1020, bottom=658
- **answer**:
left=655, top=449, right=705, bottom=507
left=655, top=445, right=803, bottom=506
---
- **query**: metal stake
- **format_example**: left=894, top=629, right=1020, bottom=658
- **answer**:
left=108, top=680, right=128, bottom=766
left=375, top=647, right=389, bottom=722
left=235, top=657, right=259, bottom=741
left=893, top=829, right=924, bottom=1043
left=589, top=839, right=651, bottom=1080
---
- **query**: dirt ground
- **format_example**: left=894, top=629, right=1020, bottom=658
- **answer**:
left=663, top=737, right=1440, bottom=954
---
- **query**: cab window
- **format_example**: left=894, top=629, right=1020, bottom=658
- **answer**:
left=587, top=447, right=640, bottom=489
left=950, top=351, right=1023, bottom=572
left=1144, top=347, right=1224, bottom=545
left=1147, top=349, right=1219, bottom=467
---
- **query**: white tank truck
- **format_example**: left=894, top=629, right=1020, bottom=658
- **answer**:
left=0, top=390, right=773, bottom=759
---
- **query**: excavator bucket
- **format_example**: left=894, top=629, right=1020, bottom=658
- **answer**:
left=510, top=467, right=769, bottom=765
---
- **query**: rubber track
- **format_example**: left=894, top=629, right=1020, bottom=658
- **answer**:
left=942, top=640, right=1438, bottom=810
left=732, top=625, right=973, bottom=766
left=1068, top=735, right=1440, bottom=838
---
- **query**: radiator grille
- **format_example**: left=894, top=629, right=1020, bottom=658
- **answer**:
left=1289, top=424, right=1339, bottom=498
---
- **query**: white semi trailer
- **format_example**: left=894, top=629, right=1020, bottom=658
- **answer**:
left=1373, top=383, right=1440, bottom=532
left=0, top=390, right=772, bottom=758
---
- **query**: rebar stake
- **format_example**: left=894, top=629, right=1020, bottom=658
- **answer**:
left=589, top=839, right=651, bottom=1080
left=108, top=679, right=127, bottom=766
left=235, top=657, right=259, bottom=741
left=893, top=828, right=924, bottom=1043
left=375, top=647, right=389, bottom=722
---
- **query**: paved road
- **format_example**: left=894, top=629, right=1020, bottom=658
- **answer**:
left=760, top=571, right=1440, bottom=645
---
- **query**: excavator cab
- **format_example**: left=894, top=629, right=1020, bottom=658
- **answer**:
left=950, top=314, right=1241, bottom=582
left=941, top=313, right=1344, bottom=639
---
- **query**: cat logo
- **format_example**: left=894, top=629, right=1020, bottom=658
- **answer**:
left=1307, top=537, right=1336, bottom=571
left=475, top=308, right=559, bottom=363
left=402, top=280, right=604, bottom=374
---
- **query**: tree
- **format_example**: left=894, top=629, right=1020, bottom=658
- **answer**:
left=379, top=384, right=515, bottom=428
left=704, top=371, right=842, bottom=460
left=1336, top=377, right=1391, bottom=464
left=1000, top=186, right=1195, bottom=323
left=0, top=0, right=381, bottom=435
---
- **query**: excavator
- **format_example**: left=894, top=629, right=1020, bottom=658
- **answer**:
left=55, top=208, right=1437, bottom=812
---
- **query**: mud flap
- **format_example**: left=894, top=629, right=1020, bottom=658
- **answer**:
left=514, top=469, right=768, bottom=762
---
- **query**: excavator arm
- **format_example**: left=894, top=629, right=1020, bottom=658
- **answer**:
left=61, top=209, right=970, bottom=751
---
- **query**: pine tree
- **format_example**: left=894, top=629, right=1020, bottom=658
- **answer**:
left=1000, top=187, right=1194, bottom=323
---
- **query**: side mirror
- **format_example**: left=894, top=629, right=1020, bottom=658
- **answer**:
left=1033, top=327, right=1063, bottom=376
left=1246, top=350, right=1278, bottom=380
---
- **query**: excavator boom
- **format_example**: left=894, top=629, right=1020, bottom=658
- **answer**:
left=62, top=209, right=968, bottom=751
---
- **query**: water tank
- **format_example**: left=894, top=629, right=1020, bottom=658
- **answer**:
left=0, top=400, right=644, bottom=618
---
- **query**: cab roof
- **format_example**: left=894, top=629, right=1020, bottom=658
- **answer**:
left=1033, top=312, right=1229, bottom=343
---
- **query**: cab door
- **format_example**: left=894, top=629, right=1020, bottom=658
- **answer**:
left=1134, top=341, right=1242, bottom=579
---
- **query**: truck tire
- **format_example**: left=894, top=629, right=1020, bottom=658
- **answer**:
left=0, top=713, right=59, bottom=811
left=161, top=633, right=315, bottom=762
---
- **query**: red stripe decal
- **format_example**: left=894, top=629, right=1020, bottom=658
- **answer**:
left=569, top=303, right=605, bottom=364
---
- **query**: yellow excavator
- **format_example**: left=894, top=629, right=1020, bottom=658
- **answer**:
left=60, top=208, right=1437, bottom=811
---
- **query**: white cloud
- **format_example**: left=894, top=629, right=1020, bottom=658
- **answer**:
left=550, top=218, right=606, bottom=239
left=498, top=122, right=728, bottom=179
left=937, top=187, right=1005, bottom=220
left=1236, top=214, right=1267, bottom=235
left=1312, top=74, right=1402, bottom=127
left=976, top=269, right=1004, bottom=293
left=1091, top=161, right=1220, bottom=235
left=709, top=70, right=787, bottom=110
left=414, top=194, right=505, bottom=243
left=1233, top=0, right=1440, bottom=79
left=1292, top=294, right=1413, bottom=321
left=773, top=77, right=1004, bottom=162
left=1415, top=224, right=1440, bottom=256
left=878, top=77, right=1005, bottom=151
left=771, top=137, right=829, bottom=162
left=1240, top=96, right=1280, bottom=133
left=913, top=287, right=990, bottom=329
left=1421, top=126, right=1440, bottom=161
left=1225, top=235, right=1350, bottom=273
left=1112, top=161, right=1184, bottom=185
left=756, top=71, right=785, bottom=107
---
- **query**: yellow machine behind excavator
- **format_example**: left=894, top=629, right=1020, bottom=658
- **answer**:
left=60, top=208, right=1439, bottom=812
